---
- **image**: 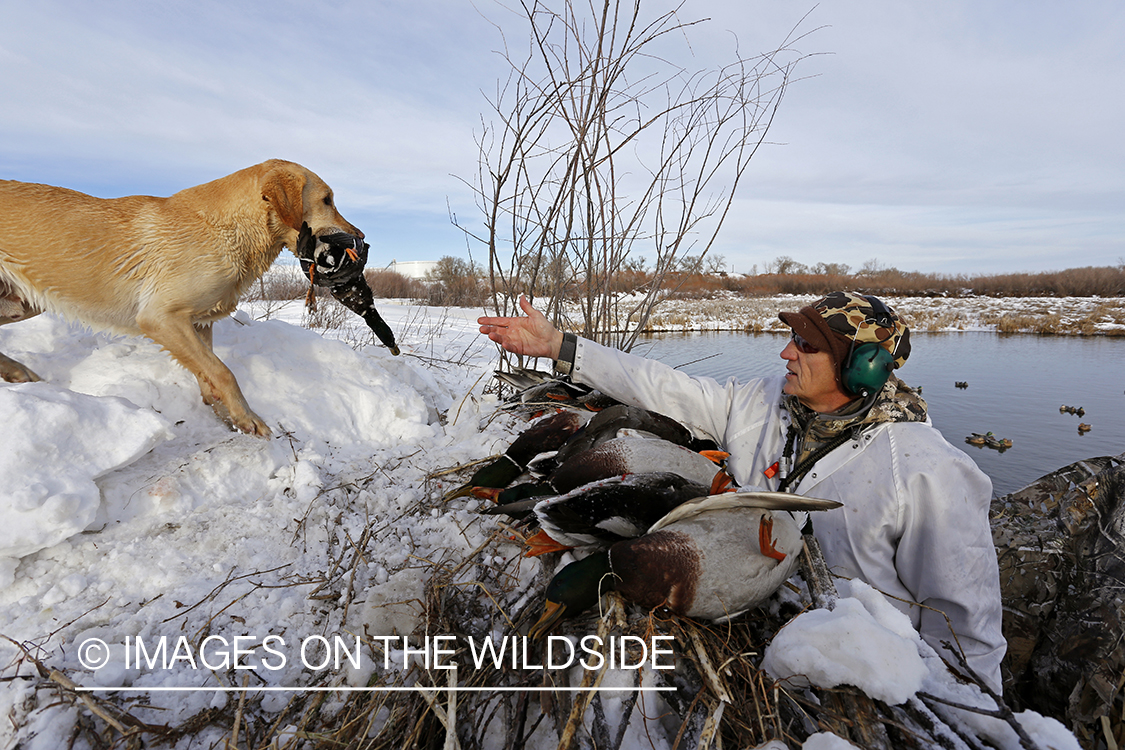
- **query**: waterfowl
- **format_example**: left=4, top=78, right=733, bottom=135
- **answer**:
left=488, top=473, right=717, bottom=554
left=496, top=369, right=617, bottom=414
left=1078, top=423, right=1092, bottom=433
left=528, top=403, right=701, bottom=475
left=528, top=491, right=842, bottom=638
left=478, top=435, right=732, bottom=512
left=966, top=432, right=991, bottom=446
left=443, top=409, right=591, bottom=501
left=955, top=381, right=968, bottom=389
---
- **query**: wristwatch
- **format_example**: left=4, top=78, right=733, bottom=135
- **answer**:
left=554, top=332, right=578, bottom=376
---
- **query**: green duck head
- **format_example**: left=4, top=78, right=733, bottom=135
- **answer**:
left=442, top=456, right=523, bottom=501
left=529, top=551, right=616, bottom=640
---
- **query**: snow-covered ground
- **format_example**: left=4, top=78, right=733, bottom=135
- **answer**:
left=641, top=292, right=1125, bottom=335
left=0, top=292, right=1083, bottom=749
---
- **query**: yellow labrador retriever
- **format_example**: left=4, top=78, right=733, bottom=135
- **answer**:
left=0, top=159, right=363, bottom=437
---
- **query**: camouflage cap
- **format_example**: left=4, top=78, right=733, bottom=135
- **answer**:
left=779, top=291, right=911, bottom=380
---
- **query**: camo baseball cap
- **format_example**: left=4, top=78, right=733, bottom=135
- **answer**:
left=779, top=291, right=911, bottom=379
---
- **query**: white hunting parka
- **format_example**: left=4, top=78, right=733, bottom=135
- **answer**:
left=563, top=336, right=1006, bottom=692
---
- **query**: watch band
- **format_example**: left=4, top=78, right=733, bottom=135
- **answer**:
left=554, top=332, right=577, bottom=376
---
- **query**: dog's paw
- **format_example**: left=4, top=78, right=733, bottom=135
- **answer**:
left=209, top=400, right=272, bottom=438
left=0, top=355, right=41, bottom=383
left=231, top=410, right=272, bottom=438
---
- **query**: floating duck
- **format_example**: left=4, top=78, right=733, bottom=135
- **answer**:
left=528, top=491, right=842, bottom=638
left=965, top=432, right=1012, bottom=450
left=443, top=409, right=591, bottom=500
left=1078, top=423, right=1092, bottom=433
left=955, top=381, right=968, bottom=389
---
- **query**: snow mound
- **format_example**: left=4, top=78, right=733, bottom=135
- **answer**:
left=0, top=383, right=172, bottom=575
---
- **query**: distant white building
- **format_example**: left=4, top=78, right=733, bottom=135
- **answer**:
left=382, top=260, right=439, bottom=280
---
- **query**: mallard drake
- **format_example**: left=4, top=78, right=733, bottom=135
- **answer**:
left=488, top=472, right=718, bottom=554
left=528, top=491, right=842, bottom=638
left=443, top=409, right=591, bottom=501
left=528, top=403, right=704, bottom=475
left=477, top=436, right=731, bottom=510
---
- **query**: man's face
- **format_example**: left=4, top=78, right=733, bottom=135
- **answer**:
left=780, top=333, right=853, bottom=413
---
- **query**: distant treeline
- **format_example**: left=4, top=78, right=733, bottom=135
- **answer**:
left=257, top=259, right=1125, bottom=306
left=673, top=264, right=1125, bottom=299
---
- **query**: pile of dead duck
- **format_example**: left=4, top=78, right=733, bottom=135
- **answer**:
left=446, top=369, right=841, bottom=636
left=965, top=431, right=1013, bottom=451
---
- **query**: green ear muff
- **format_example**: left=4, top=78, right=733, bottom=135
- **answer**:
left=842, top=342, right=894, bottom=397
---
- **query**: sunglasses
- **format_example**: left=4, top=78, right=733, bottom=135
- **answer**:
left=790, top=332, right=820, bottom=354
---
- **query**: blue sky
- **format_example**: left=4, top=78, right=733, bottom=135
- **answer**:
left=2, top=1, right=1122, bottom=276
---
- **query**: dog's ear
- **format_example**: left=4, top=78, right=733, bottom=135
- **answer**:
left=261, top=166, right=307, bottom=231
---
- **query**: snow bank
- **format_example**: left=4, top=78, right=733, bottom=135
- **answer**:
left=0, top=298, right=1085, bottom=749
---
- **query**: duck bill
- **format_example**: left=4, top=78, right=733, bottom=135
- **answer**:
left=469, top=487, right=502, bottom=503
left=529, top=600, right=567, bottom=641
left=442, top=484, right=475, bottom=502
left=698, top=450, right=731, bottom=464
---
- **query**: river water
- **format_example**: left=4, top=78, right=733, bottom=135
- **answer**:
left=631, top=331, right=1125, bottom=497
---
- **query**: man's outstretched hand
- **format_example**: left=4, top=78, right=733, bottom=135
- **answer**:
left=478, top=295, right=564, bottom=359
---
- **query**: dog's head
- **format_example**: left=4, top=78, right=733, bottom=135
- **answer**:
left=260, top=160, right=363, bottom=243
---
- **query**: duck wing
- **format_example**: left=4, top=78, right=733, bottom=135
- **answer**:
left=648, top=491, right=840, bottom=533
left=504, top=409, right=591, bottom=466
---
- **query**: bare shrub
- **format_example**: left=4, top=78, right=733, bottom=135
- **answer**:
left=459, top=0, right=809, bottom=353
left=425, top=256, right=487, bottom=307
left=365, top=269, right=425, bottom=300
left=244, top=266, right=308, bottom=302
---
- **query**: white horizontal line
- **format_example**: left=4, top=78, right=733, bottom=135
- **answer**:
left=77, top=686, right=675, bottom=693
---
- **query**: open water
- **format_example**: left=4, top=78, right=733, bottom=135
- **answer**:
left=632, top=331, right=1125, bottom=497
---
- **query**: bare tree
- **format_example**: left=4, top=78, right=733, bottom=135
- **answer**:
left=457, top=0, right=811, bottom=354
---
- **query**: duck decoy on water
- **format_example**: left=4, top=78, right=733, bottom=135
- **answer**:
left=443, top=409, right=592, bottom=501
left=528, top=491, right=842, bottom=638
left=965, top=432, right=1012, bottom=450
